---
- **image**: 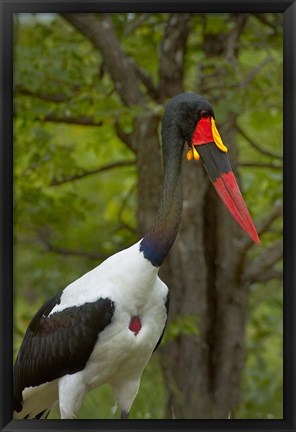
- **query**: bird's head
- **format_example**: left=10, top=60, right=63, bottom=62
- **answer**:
left=162, top=92, right=260, bottom=245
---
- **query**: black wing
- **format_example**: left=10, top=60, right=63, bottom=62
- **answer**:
left=14, top=293, right=115, bottom=412
left=153, top=291, right=170, bottom=353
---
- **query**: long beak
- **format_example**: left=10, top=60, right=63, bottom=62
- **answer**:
left=189, top=117, right=260, bottom=244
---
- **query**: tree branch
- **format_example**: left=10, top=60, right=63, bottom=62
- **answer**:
left=243, top=240, right=283, bottom=284
left=253, top=13, right=282, bottom=33
left=236, top=55, right=272, bottom=88
left=259, top=204, right=282, bottom=236
left=236, top=123, right=283, bottom=161
left=51, top=159, right=136, bottom=186
left=116, top=184, right=137, bottom=235
left=43, top=240, right=107, bottom=261
left=158, top=13, right=191, bottom=100
left=37, top=112, right=104, bottom=127
left=62, top=13, right=146, bottom=108
left=37, top=228, right=107, bottom=261
left=114, top=120, right=137, bottom=154
left=224, top=13, right=248, bottom=61
left=199, top=14, right=247, bottom=94
left=129, top=58, right=160, bottom=102
left=249, top=268, right=282, bottom=283
left=16, top=84, right=74, bottom=103
left=202, top=56, right=272, bottom=93
left=239, top=161, right=282, bottom=170
left=124, top=13, right=151, bottom=36
left=248, top=201, right=282, bottom=247
left=235, top=202, right=282, bottom=282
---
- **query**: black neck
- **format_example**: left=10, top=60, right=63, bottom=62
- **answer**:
left=140, top=126, right=184, bottom=267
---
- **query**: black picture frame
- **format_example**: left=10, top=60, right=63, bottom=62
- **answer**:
left=1, top=1, right=295, bottom=431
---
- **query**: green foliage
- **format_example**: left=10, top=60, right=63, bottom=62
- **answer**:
left=236, top=280, right=283, bottom=419
left=164, top=314, right=199, bottom=342
left=13, top=13, right=283, bottom=419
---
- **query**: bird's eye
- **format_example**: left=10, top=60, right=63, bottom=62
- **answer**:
left=200, top=110, right=210, bottom=118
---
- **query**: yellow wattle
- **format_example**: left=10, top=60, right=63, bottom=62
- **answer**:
left=211, top=118, right=228, bottom=153
left=187, top=146, right=200, bottom=161
left=186, top=148, right=193, bottom=160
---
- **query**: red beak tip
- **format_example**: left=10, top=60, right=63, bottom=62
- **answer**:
left=249, top=225, right=260, bottom=245
left=252, top=237, right=260, bottom=245
left=254, top=235, right=261, bottom=246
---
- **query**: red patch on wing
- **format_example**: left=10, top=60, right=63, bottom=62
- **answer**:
left=214, top=172, right=260, bottom=244
left=129, top=316, right=142, bottom=335
left=192, top=117, right=214, bottom=146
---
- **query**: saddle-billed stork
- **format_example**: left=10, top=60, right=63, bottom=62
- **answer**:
left=14, top=93, right=259, bottom=420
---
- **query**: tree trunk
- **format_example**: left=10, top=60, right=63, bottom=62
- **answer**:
left=133, top=115, right=162, bottom=237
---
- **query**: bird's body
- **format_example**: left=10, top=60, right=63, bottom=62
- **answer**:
left=14, top=241, right=168, bottom=419
left=14, top=93, right=259, bottom=419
